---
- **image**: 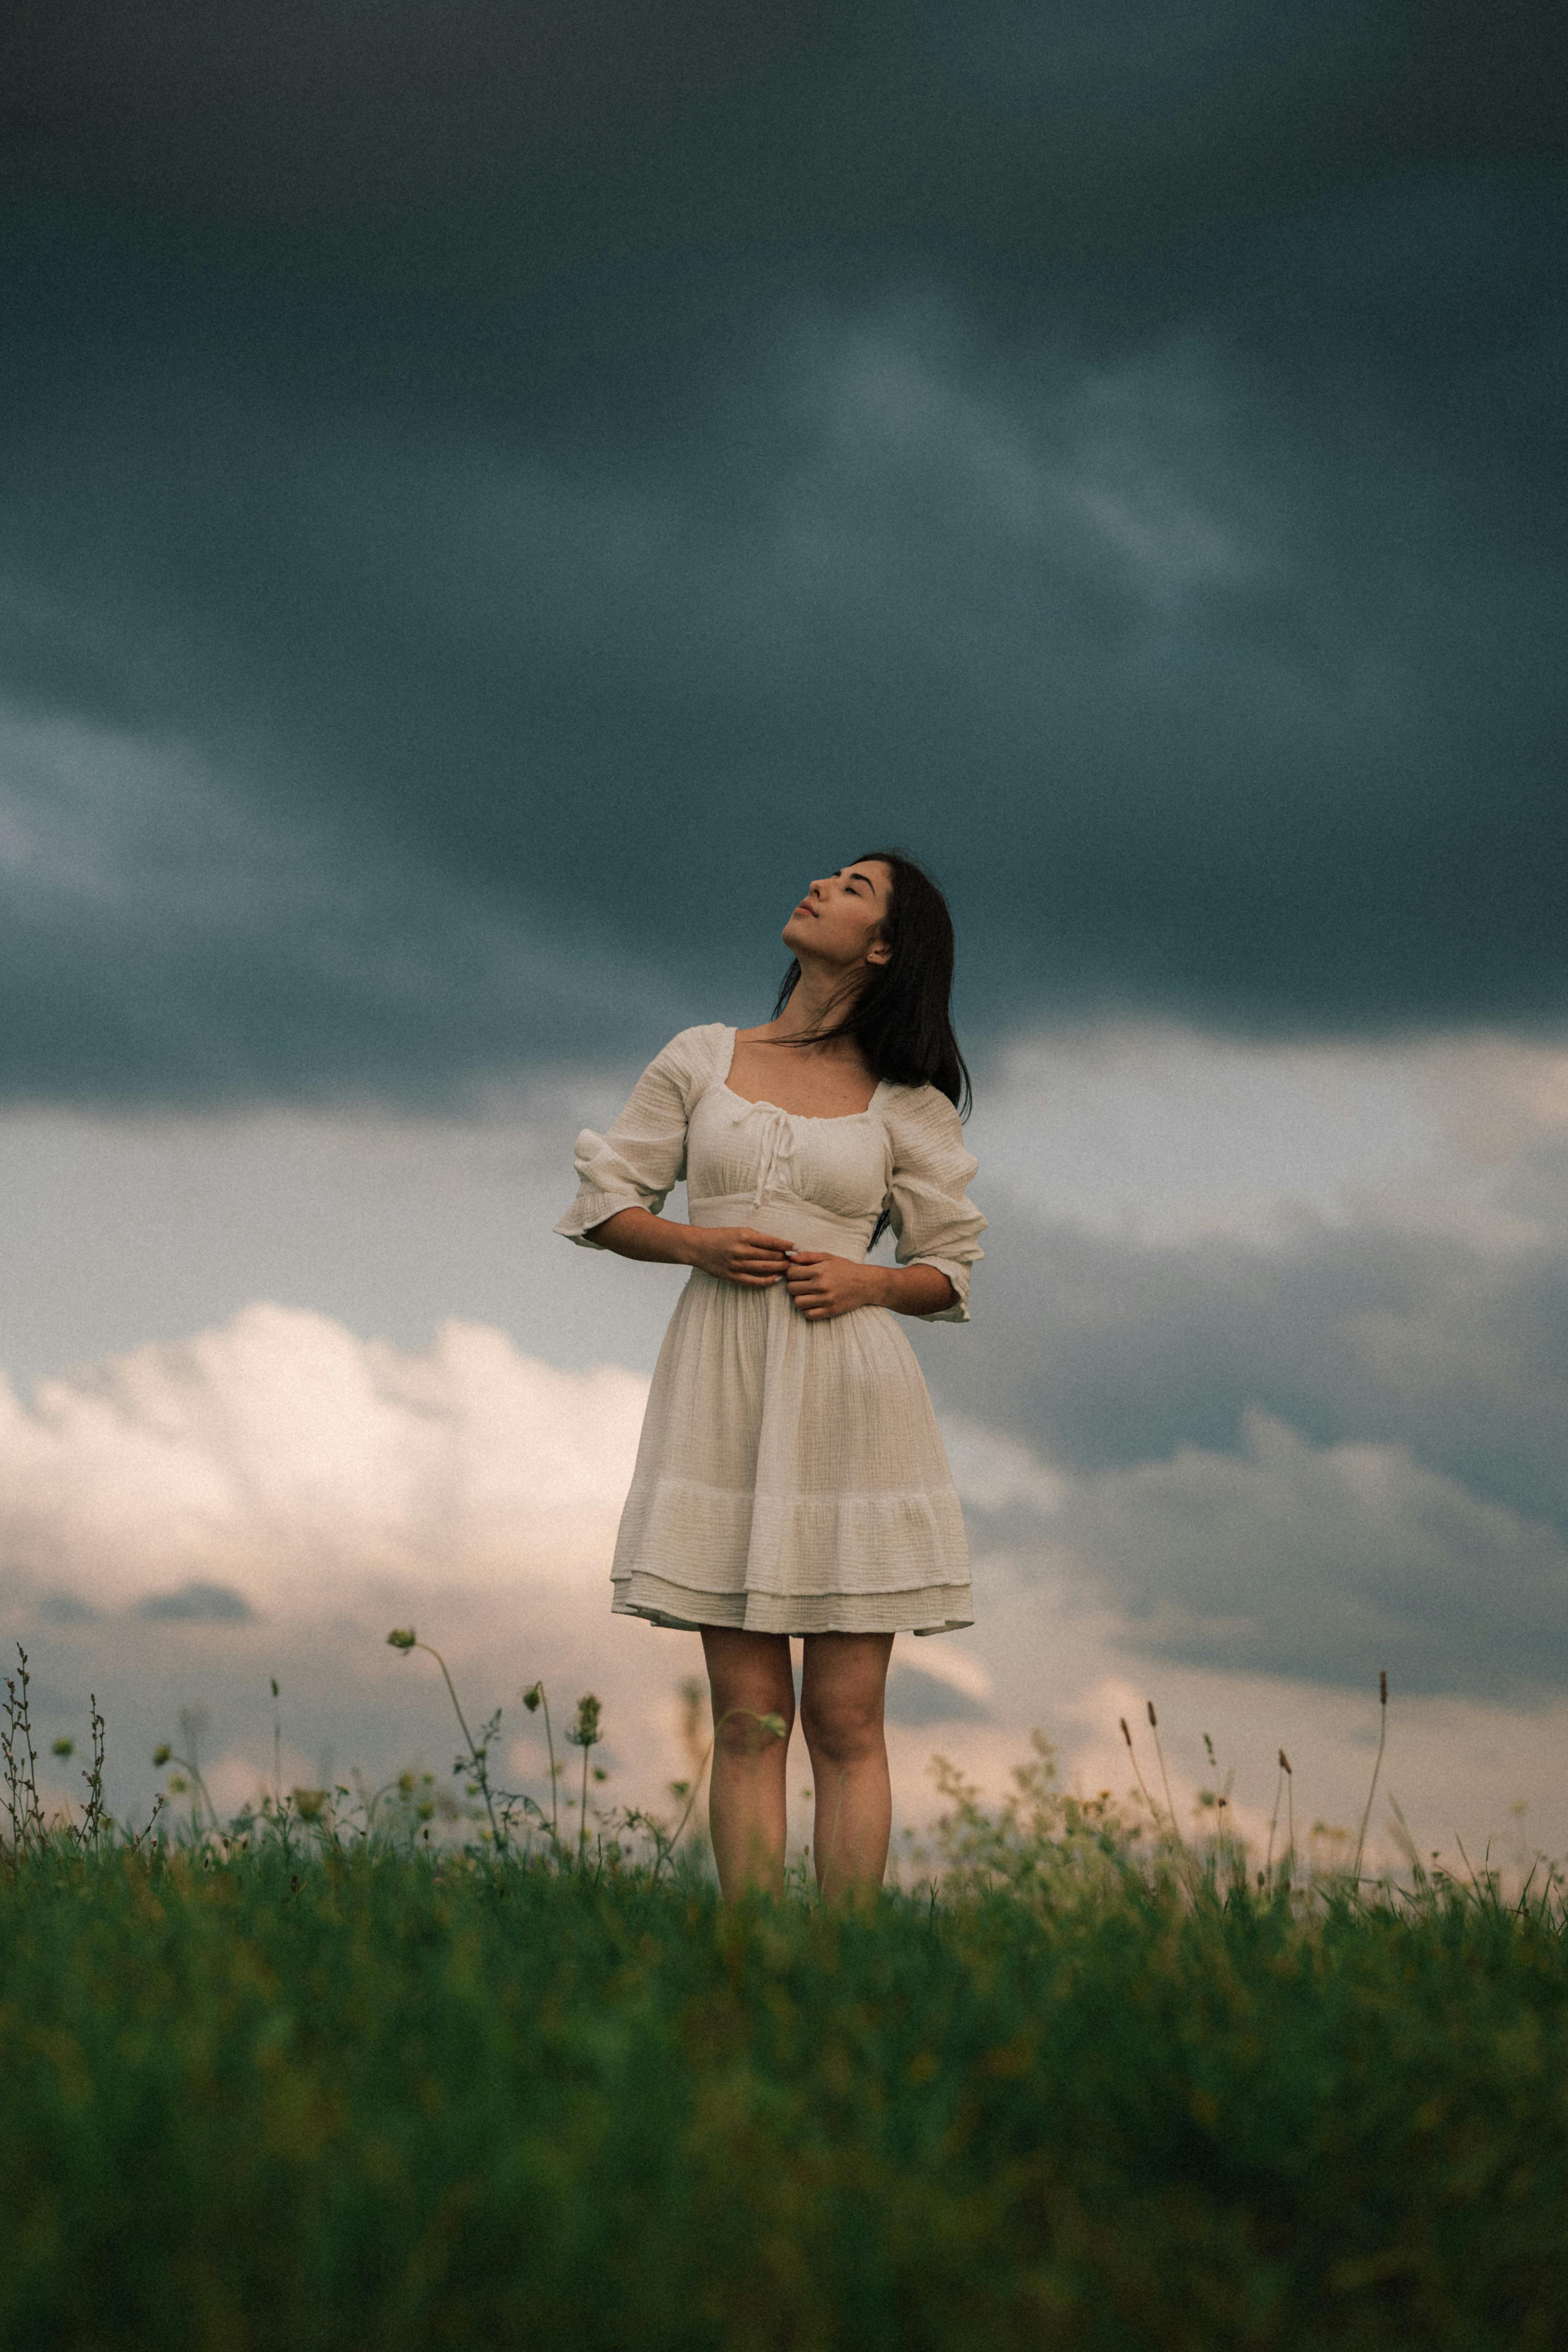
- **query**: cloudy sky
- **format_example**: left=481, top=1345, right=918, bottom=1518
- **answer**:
left=3, top=0, right=1566, bottom=1872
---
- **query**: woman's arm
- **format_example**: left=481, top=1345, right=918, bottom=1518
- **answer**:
left=586, top=1207, right=796, bottom=1290
left=592, top=1213, right=953, bottom=1315
left=554, top=1036, right=697, bottom=1249
left=874, top=1263, right=959, bottom=1317
left=883, top=1091, right=987, bottom=1325
left=782, top=1252, right=956, bottom=1321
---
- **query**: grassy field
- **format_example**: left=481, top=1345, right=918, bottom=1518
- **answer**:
left=4, top=1649, right=1568, bottom=2352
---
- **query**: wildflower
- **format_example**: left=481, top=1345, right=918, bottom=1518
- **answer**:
left=568, top=1693, right=604, bottom=1749
left=522, top=1682, right=542, bottom=1713
left=152, top=1743, right=172, bottom=1766
left=52, top=1736, right=74, bottom=1758
left=386, top=1627, right=417, bottom=1651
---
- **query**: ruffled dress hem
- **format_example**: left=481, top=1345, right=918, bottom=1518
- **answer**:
left=611, top=1569, right=974, bottom=1637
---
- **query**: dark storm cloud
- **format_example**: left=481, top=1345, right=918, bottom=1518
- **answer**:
left=885, top=1660, right=991, bottom=1725
left=7, top=0, right=1562, bottom=296
left=136, top=1580, right=254, bottom=1624
left=0, top=693, right=688, bottom=1102
left=924, top=1169, right=1568, bottom=1697
left=2, top=1, right=1565, bottom=1101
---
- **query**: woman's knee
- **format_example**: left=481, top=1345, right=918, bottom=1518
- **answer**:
left=712, top=1691, right=795, bottom=1760
left=703, top=1640, right=793, bottom=1758
left=800, top=1695, right=883, bottom=1769
left=703, top=1634, right=791, bottom=1726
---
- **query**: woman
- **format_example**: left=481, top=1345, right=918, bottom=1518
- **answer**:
left=555, top=849, right=985, bottom=1900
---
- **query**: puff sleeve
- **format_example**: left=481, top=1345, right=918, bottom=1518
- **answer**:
left=554, top=1027, right=717, bottom=1250
left=884, top=1087, right=987, bottom=1323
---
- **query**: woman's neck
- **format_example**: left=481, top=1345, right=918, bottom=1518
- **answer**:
left=769, top=964, right=862, bottom=1051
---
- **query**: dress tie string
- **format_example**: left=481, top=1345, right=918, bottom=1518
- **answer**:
left=739, top=1101, right=795, bottom=1211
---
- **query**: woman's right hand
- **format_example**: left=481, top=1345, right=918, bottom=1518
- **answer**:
left=685, top=1225, right=795, bottom=1287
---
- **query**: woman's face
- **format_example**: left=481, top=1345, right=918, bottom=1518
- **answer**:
left=781, top=860, right=894, bottom=971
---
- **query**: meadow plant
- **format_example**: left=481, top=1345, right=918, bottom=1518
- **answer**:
left=384, top=1626, right=700, bottom=1876
left=1353, top=1667, right=1390, bottom=1879
left=2, top=1643, right=46, bottom=1859
left=3, top=1645, right=118, bottom=1874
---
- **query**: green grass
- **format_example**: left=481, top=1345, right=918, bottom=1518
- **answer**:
left=6, top=1638, right=1567, bottom=2348
left=3, top=1824, right=1567, bottom=2351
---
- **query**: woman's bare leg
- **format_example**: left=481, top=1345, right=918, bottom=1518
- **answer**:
left=800, top=1632, right=895, bottom=1901
left=700, top=1628, right=795, bottom=1900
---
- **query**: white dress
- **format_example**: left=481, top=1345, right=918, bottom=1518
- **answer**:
left=555, top=1022, right=987, bottom=1637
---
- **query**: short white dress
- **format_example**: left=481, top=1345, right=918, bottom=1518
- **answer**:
left=555, top=1023, right=987, bottom=1636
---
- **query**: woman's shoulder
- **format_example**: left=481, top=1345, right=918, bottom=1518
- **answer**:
left=877, top=1074, right=960, bottom=1119
left=877, top=1078, right=975, bottom=1158
left=648, top=1022, right=733, bottom=1085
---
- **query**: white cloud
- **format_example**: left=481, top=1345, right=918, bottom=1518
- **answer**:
left=1433, top=1035, right=1568, bottom=1164
left=942, top=1415, right=1067, bottom=1519
left=0, top=1302, right=647, bottom=1616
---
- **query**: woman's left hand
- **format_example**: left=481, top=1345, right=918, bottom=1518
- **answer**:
left=783, top=1250, right=885, bottom=1321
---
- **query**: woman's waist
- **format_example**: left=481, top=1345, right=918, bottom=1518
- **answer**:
left=688, top=1191, right=876, bottom=1259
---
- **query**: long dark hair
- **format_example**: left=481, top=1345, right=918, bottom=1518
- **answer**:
left=770, top=847, right=972, bottom=1119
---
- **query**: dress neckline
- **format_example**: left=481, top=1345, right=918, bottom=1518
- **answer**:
left=718, top=1025, right=887, bottom=1122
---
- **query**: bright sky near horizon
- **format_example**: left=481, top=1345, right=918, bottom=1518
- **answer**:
left=6, top=1018, right=1568, bottom=1871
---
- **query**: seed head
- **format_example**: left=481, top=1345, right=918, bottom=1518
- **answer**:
left=152, top=1743, right=172, bottom=1767
left=568, top=1693, right=604, bottom=1748
left=52, top=1736, right=74, bottom=1758
left=386, top=1627, right=417, bottom=1651
left=522, top=1682, right=542, bottom=1713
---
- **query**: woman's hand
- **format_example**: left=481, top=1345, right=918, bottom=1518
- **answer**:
left=783, top=1250, right=887, bottom=1321
left=590, top=1213, right=956, bottom=1318
left=685, top=1225, right=795, bottom=1288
